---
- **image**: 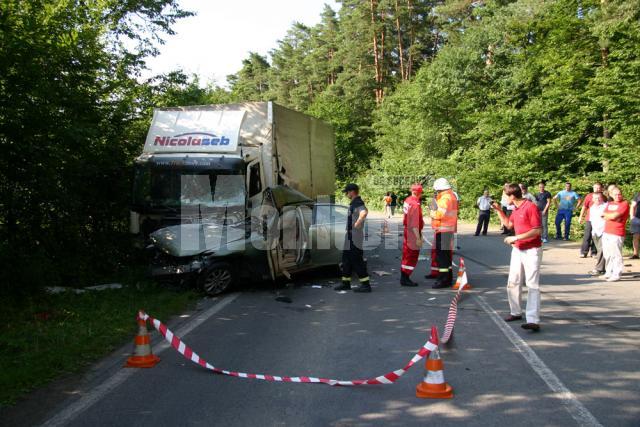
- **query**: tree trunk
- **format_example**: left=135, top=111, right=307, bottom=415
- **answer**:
left=370, top=0, right=383, bottom=104
left=394, top=0, right=406, bottom=80
left=600, top=0, right=610, bottom=173
left=406, top=0, right=414, bottom=78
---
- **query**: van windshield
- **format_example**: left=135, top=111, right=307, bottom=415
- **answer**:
left=133, top=159, right=246, bottom=222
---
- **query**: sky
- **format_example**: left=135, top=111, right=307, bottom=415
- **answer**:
left=144, top=0, right=340, bottom=87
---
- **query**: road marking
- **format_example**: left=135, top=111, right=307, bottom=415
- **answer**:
left=40, top=293, right=240, bottom=427
left=475, top=294, right=603, bottom=427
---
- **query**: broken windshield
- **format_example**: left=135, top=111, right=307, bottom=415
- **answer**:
left=133, top=160, right=246, bottom=223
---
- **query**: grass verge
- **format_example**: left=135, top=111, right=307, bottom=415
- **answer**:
left=0, top=280, right=197, bottom=405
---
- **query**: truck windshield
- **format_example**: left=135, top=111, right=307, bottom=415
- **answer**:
left=133, top=163, right=246, bottom=221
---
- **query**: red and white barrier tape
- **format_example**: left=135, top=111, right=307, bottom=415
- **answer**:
left=440, top=258, right=469, bottom=344
left=136, top=259, right=469, bottom=383
left=139, top=311, right=438, bottom=386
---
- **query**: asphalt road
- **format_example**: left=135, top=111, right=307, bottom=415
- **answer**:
left=11, top=215, right=640, bottom=426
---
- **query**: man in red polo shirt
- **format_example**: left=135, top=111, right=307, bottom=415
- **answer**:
left=492, top=183, right=543, bottom=332
left=601, top=187, right=630, bottom=282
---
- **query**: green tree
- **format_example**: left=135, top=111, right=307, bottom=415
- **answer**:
left=0, top=0, right=192, bottom=293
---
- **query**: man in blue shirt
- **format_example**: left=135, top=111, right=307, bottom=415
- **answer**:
left=553, top=182, right=582, bottom=240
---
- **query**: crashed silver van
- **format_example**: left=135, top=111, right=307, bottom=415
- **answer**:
left=148, top=186, right=348, bottom=295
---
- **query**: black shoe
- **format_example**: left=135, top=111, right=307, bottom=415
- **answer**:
left=432, top=281, right=452, bottom=289
left=504, top=314, right=523, bottom=322
left=474, top=233, right=479, bottom=236
left=521, top=323, right=540, bottom=332
left=631, top=255, right=639, bottom=260
left=482, top=233, right=487, bottom=236
left=400, top=273, right=418, bottom=287
left=353, top=284, right=372, bottom=293
left=334, top=282, right=351, bottom=291
left=580, top=253, right=587, bottom=258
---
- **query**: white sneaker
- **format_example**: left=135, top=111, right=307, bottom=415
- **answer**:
left=606, top=276, right=620, bottom=282
left=600, top=273, right=610, bottom=279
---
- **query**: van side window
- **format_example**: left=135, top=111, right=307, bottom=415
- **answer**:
left=249, top=163, right=262, bottom=197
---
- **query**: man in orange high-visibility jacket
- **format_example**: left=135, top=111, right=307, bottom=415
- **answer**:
left=400, top=183, right=424, bottom=286
left=430, top=178, right=458, bottom=289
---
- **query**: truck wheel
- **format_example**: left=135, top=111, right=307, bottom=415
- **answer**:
left=199, top=263, right=234, bottom=296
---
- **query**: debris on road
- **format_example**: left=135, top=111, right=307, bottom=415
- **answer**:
left=85, top=283, right=123, bottom=291
left=45, top=283, right=124, bottom=294
left=373, top=270, right=392, bottom=276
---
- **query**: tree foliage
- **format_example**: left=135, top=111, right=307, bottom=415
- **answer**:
left=2, top=0, right=639, bottom=292
left=368, top=0, right=640, bottom=212
left=0, top=0, right=192, bottom=293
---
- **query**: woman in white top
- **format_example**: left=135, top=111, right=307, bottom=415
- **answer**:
left=588, top=192, right=607, bottom=276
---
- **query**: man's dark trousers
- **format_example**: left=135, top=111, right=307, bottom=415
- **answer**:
left=342, top=242, right=368, bottom=279
left=580, top=220, right=597, bottom=255
left=475, top=210, right=490, bottom=235
left=435, top=232, right=454, bottom=285
left=555, top=209, right=573, bottom=239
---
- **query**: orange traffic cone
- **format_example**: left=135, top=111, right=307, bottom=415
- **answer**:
left=126, top=311, right=160, bottom=368
left=416, top=326, right=453, bottom=399
left=452, top=257, right=472, bottom=290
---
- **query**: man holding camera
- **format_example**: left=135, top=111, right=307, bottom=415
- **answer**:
left=492, top=183, right=543, bottom=332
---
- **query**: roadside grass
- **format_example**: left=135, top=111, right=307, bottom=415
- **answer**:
left=0, top=278, right=198, bottom=405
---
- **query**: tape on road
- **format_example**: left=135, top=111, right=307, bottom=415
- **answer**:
left=440, top=280, right=468, bottom=344
left=136, top=263, right=470, bottom=385
left=140, top=311, right=438, bottom=386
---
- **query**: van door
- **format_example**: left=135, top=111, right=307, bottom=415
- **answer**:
left=309, top=204, right=348, bottom=266
left=260, top=190, right=280, bottom=280
left=276, top=205, right=310, bottom=273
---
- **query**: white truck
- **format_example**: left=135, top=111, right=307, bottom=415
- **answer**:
left=131, top=102, right=343, bottom=294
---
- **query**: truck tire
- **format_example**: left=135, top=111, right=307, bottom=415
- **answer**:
left=199, top=262, right=234, bottom=296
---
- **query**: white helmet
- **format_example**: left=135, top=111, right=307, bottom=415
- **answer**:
left=433, top=178, right=451, bottom=191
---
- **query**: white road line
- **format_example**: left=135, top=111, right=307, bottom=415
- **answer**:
left=475, top=295, right=603, bottom=427
left=41, top=293, right=240, bottom=427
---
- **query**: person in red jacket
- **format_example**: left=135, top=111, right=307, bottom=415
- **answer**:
left=400, top=183, right=424, bottom=286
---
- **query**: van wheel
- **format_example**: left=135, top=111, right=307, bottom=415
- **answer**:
left=199, top=263, right=234, bottom=296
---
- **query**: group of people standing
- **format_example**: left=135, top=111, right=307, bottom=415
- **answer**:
left=336, top=178, right=460, bottom=294
left=336, top=179, right=637, bottom=333
left=399, top=178, right=458, bottom=289
left=575, top=183, right=637, bottom=282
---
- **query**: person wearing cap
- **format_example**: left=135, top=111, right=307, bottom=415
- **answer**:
left=400, top=183, right=425, bottom=286
left=334, top=183, right=371, bottom=292
left=429, top=178, right=458, bottom=289
left=491, top=183, right=543, bottom=332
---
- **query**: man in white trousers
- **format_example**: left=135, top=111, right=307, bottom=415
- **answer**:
left=601, top=187, right=630, bottom=282
left=492, top=183, right=543, bottom=332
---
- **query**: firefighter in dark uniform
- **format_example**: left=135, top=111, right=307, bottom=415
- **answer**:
left=334, top=183, right=371, bottom=293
